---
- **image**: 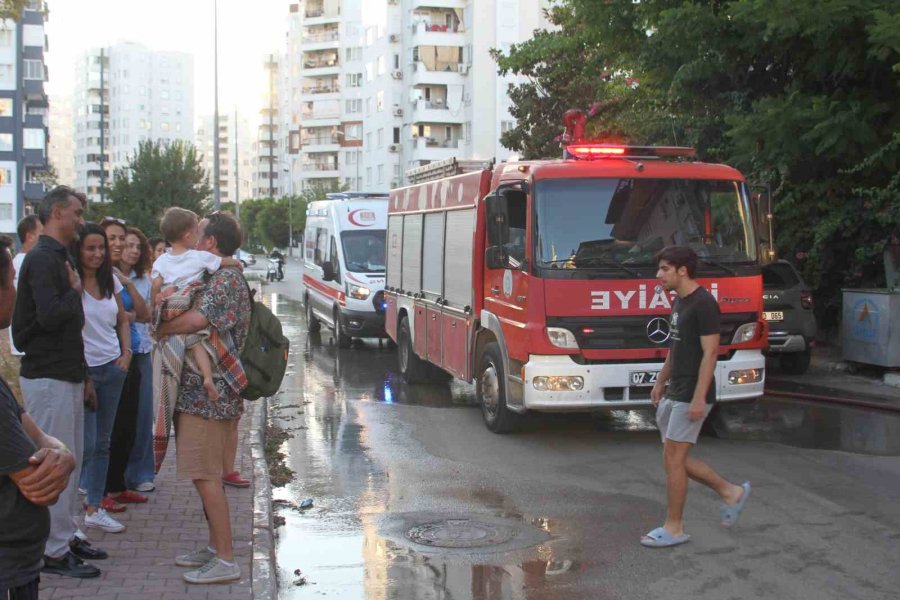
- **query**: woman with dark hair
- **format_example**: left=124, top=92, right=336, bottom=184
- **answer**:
left=105, top=226, right=156, bottom=506
left=76, top=223, right=131, bottom=534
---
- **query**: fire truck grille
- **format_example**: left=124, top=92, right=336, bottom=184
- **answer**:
left=547, top=312, right=757, bottom=350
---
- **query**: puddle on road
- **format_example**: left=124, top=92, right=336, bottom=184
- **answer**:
left=264, top=290, right=900, bottom=600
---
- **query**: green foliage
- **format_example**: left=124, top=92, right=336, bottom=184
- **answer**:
left=495, top=0, right=900, bottom=328
left=0, top=0, right=30, bottom=20
left=103, top=140, right=211, bottom=239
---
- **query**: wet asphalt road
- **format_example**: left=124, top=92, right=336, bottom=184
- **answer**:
left=261, top=268, right=900, bottom=600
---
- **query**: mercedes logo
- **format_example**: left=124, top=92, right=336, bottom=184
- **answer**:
left=646, top=317, right=671, bottom=344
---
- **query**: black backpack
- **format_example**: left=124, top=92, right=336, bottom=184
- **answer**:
left=240, top=286, right=290, bottom=400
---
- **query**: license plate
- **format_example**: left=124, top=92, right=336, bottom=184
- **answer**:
left=763, top=311, right=784, bottom=321
left=629, top=370, right=659, bottom=386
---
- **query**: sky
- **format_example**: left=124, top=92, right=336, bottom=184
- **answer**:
left=45, top=0, right=288, bottom=124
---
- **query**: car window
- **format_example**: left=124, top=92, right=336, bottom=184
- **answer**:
left=762, top=262, right=800, bottom=289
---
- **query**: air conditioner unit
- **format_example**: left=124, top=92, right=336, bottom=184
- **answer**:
left=457, top=63, right=470, bottom=75
left=392, top=107, right=403, bottom=117
left=391, top=70, right=403, bottom=80
left=389, top=34, right=399, bottom=43
left=389, top=144, right=399, bottom=153
left=391, top=179, right=401, bottom=188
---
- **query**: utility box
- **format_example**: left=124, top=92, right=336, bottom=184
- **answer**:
left=841, top=289, right=900, bottom=367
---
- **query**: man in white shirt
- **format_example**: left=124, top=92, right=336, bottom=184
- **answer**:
left=9, top=215, right=42, bottom=356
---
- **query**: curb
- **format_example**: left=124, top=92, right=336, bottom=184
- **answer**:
left=250, top=398, right=278, bottom=600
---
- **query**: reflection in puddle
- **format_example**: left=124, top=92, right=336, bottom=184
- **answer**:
left=715, top=399, right=900, bottom=456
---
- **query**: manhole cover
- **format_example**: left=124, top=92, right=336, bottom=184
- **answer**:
left=406, top=519, right=517, bottom=548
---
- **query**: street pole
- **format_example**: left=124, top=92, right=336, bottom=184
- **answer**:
left=212, top=0, right=221, bottom=210
left=284, top=163, right=293, bottom=257
left=234, top=106, right=240, bottom=220
left=99, top=48, right=106, bottom=202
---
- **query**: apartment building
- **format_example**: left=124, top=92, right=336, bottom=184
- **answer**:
left=253, top=53, right=282, bottom=198
left=73, top=43, right=194, bottom=203
left=48, top=93, right=75, bottom=187
left=196, top=111, right=253, bottom=205
left=0, top=0, right=49, bottom=236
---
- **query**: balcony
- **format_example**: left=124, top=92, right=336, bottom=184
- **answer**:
left=300, top=83, right=340, bottom=101
left=302, top=55, right=340, bottom=77
left=23, top=148, right=46, bottom=167
left=302, top=29, right=340, bottom=51
left=300, top=134, right=340, bottom=152
left=411, top=99, right=462, bottom=124
left=410, top=21, right=465, bottom=48
left=411, top=61, right=468, bottom=87
left=24, top=181, right=46, bottom=200
left=23, top=79, right=48, bottom=106
left=301, top=111, right=341, bottom=126
left=411, top=136, right=461, bottom=161
left=24, top=113, right=46, bottom=129
left=304, top=5, right=341, bottom=25
left=412, top=0, right=466, bottom=8
left=301, top=162, right=339, bottom=178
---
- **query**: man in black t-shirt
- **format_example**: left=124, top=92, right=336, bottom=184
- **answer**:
left=641, top=246, right=751, bottom=548
left=0, top=236, right=77, bottom=598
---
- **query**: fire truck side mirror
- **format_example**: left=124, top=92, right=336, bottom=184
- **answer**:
left=485, top=194, right=509, bottom=247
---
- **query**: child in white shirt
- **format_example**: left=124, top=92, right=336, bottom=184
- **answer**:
left=152, top=207, right=241, bottom=400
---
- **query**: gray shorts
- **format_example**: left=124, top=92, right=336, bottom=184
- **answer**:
left=655, top=398, right=713, bottom=444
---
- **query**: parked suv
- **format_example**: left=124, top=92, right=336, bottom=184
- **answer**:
left=762, top=260, right=817, bottom=374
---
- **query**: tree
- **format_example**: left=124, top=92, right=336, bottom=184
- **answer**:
left=495, top=0, right=900, bottom=328
left=1, top=0, right=31, bottom=20
left=104, top=140, right=211, bottom=239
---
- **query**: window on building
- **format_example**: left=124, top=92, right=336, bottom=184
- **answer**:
left=0, top=133, right=13, bottom=151
left=0, top=168, right=11, bottom=185
left=345, top=98, right=361, bottom=113
left=161, top=122, right=170, bottom=131
left=365, top=63, right=373, bottom=82
left=0, top=64, right=12, bottom=83
left=0, top=30, right=13, bottom=47
left=347, top=123, right=362, bottom=139
left=0, top=99, right=12, bottom=117
left=393, top=127, right=400, bottom=144
left=394, top=164, right=401, bottom=179
left=365, top=97, right=371, bottom=114
left=346, top=73, right=362, bottom=88
left=366, top=167, right=372, bottom=184
left=366, top=132, right=372, bottom=150
left=376, top=91, right=384, bottom=112
left=23, top=60, right=43, bottom=80
left=377, top=164, right=384, bottom=184
left=501, top=120, right=515, bottom=134
left=377, top=56, right=385, bottom=75
left=377, top=128, right=384, bottom=147
left=345, top=47, right=362, bottom=62
left=0, top=204, right=12, bottom=220
left=394, top=54, right=400, bottom=70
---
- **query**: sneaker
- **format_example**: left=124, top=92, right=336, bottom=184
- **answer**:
left=222, top=471, right=250, bottom=488
left=183, top=557, right=241, bottom=584
left=108, top=490, right=148, bottom=504
left=84, top=509, right=126, bottom=534
left=41, top=551, right=101, bottom=579
left=133, top=481, right=156, bottom=493
left=175, top=546, right=217, bottom=568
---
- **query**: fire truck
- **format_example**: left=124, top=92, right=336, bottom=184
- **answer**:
left=384, top=112, right=767, bottom=432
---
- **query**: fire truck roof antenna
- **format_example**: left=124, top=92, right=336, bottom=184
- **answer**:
left=562, top=109, right=587, bottom=143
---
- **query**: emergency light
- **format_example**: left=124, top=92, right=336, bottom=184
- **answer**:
left=565, top=144, right=697, bottom=161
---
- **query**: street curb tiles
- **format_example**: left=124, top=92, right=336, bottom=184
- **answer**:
left=251, top=397, right=278, bottom=600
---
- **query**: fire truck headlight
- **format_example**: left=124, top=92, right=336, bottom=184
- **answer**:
left=546, top=327, right=579, bottom=349
left=533, top=376, right=585, bottom=392
left=347, top=284, right=371, bottom=300
left=731, top=322, right=757, bottom=344
left=728, top=369, right=763, bottom=385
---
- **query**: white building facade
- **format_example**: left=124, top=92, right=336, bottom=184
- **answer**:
left=73, top=43, right=194, bottom=203
left=196, top=111, right=253, bottom=206
left=48, top=93, right=75, bottom=187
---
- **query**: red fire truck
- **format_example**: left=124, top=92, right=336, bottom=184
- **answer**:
left=384, top=116, right=767, bottom=432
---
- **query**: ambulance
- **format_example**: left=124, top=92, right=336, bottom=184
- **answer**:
left=303, top=192, right=389, bottom=347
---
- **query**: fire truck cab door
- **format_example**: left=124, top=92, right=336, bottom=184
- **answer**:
left=483, top=190, right=529, bottom=362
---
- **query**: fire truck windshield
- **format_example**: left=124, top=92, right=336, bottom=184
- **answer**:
left=534, top=178, right=757, bottom=275
left=341, top=230, right=386, bottom=273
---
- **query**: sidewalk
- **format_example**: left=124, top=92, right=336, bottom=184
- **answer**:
left=39, top=404, right=259, bottom=600
left=766, top=345, right=900, bottom=408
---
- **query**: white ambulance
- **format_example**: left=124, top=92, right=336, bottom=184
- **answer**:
left=302, top=192, right=390, bottom=347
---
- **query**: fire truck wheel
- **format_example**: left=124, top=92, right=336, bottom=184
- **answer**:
left=305, top=297, right=321, bottom=333
left=477, top=342, right=520, bottom=434
left=334, top=308, right=352, bottom=349
left=398, top=316, right=428, bottom=383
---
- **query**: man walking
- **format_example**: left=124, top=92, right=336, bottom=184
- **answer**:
left=12, top=187, right=106, bottom=577
left=1, top=234, right=77, bottom=599
left=156, top=212, right=250, bottom=584
left=643, top=246, right=750, bottom=548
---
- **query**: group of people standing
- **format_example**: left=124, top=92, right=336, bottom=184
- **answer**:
left=2, top=186, right=254, bottom=598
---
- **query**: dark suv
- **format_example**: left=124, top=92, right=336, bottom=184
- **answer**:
left=761, top=260, right=817, bottom=374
